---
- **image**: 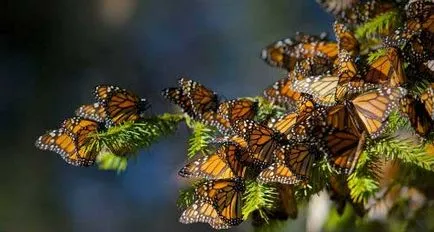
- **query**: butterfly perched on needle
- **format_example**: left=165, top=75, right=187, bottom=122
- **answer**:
left=257, top=143, right=318, bottom=184
left=400, top=95, right=433, bottom=137
left=35, top=117, right=103, bottom=166
left=179, top=178, right=245, bottom=229
left=178, top=141, right=247, bottom=179
left=94, top=85, right=150, bottom=127
left=326, top=104, right=367, bottom=174
left=232, top=119, right=287, bottom=169
left=263, top=74, right=307, bottom=110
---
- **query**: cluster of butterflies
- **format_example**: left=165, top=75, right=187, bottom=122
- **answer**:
left=35, top=85, right=149, bottom=166
left=163, top=0, right=433, bottom=229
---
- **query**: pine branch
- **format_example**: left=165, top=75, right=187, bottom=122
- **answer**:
left=366, top=48, right=387, bottom=64
left=383, top=111, right=411, bottom=135
left=97, top=151, right=128, bottom=173
left=86, top=113, right=183, bottom=171
left=250, top=96, right=286, bottom=123
left=177, top=186, right=196, bottom=210
left=242, top=180, right=278, bottom=222
left=296, top=157, right=332, bottom=202
left=185, top=119, right=214, bottom=159
left=368, top=136, right=434, bottom=171
left=355, top=10, right=401, bottom=40
left=348, top=151, right=381, bottom=204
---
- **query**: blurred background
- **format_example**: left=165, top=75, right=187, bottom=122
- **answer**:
left=0, top=0, right=333, bottom=231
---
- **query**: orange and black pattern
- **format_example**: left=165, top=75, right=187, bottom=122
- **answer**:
left=36, top=86, right=149, bottom=166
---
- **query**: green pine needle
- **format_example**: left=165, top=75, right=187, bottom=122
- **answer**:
left=85, top=113, right=183, bottom=172
left=177, top=187, right=196, bottom=210
left=355, top=10, right=401, bottom=40
left=366, top=48, right=387, bottom=64
left=383, top=111, right=411, bottom=135
left=368, top=136, right=434, bottom=171
left=250, top=96, right=286, bottom=123
left=242, top=180, right=278, bottom=222
left=97, top=151, right=128, bottom=173
left=348, top=151, right=381, bottom=204
left=186, top=120, right=214, bottom=159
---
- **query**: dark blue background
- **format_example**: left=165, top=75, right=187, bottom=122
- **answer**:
left=0, top=0, right=332, bottom=231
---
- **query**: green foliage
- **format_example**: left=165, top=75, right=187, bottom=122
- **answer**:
left=251, top=96, right=286, bottom=123
left=296, top=157, right=332, bottom=202
left=366, top=48, right=387, bottom=64
left=383, top=111, right=411, bottom=135
left=368, top=136, right=434, bottom=171
left=355, top=10, right=401, bottom=40
left=348, top=151, right=381, bottom=204
left=177, top=186, right=196, bottom=210
left=87, top=113, right=183, bottom=171
left=96, top=151, right=128, bottom=173
left=185, top=119, right=214, bottom=159
left=242, top=180, right=278, bottom=222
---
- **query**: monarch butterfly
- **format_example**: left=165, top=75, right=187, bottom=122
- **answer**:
left=258, top=144, right=317, bottom=184
left=364, top=47, right=406, bottom=87
left=317, top=0, right=359, bottom=16
left=338, top=0, right=395, bottom=25
left=94, top=85, right=149, bottom=127
left=75, top=103, right=107, bottom=123
left=350, top=87, right=406, bottom=138
left=293, top=56, right=333, bottom=80
left=35, top=117, right=102, bottom=166
left=261, top=38, right=296, bottom=71
left=292, top=75, right=346, bottom=106
left=261, top=33, right=337, bottom=71
left=268, top=99, right=327, bottom=142
left=232, top=119, right=286, bottom=169
left=420, top=84, right=434, bottom=120
left=403, top=31, right=434, bottom=64
left=334, top=21, right=359, bottom=55
left=326, top=124, right=366, bottom=174
left=178, top=142, right=246, bottom=179
left=180, top=178, right=245, bottom=229
left=161, top=87, right=197, bottom=118
left=216, top=99, right=258, bottom=124
left=400, top=95, right=433, bottom=136
left=178, top=77, right=219, bottom=117
left=197, top=99, right=258, bottom=134
left=263, top=75, right=307, bottom=110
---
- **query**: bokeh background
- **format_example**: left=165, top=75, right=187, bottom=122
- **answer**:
left=0, top=0, right=334, bottom=231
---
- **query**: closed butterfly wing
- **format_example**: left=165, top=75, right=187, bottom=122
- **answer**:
left=217, top=99, right=258, bottom=122
left=293, top=56, right=333, bottom=80
left=257, top=147, right=301, bottom=185
left=400, top=96, right=433, bottom=136
left=261, top=39, right=296, bottom=71
left=178, top=77, right=219, bottom=116
left=420, top=84, right=434, bottom=120
left=292, top=75, right=345, bottom=106
left=334, top=21, right=359, bottom=55
left=161, top=87, right=195, bottom=117
left=351, top=87, right=406, bottom=138
left=317, top=0, right=358, bottom=15
left=94, top=85, right=149, bottom=127
left=282, top=144, right=316, bottom=180
left=35, top=128, right=96, bottom=166
left=178, top=142, right=246, bottom=179
left=326, top=127, right=366, bottom=174
left=179, top=202, right=230, bottom=229
left=364, top=47, right=406, bottom=87
left=75, top=103, right=106, bottom=123
left=263, top=75, right=306, bottom=110
left=232, top=119, right=284, bottom=169
left=194, top=178, right=245, bottom=227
